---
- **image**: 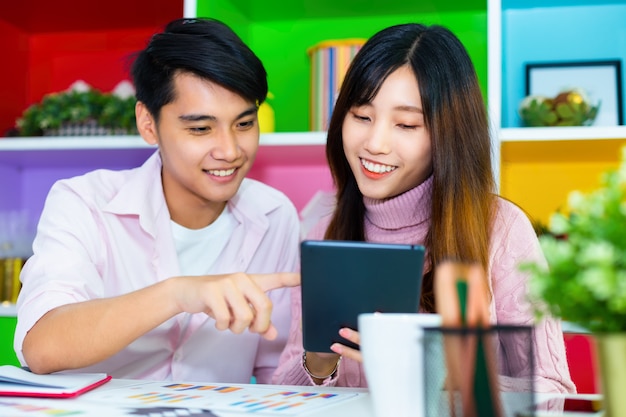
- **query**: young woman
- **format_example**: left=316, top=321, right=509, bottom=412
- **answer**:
left=272, top=23, right=575, bottom=393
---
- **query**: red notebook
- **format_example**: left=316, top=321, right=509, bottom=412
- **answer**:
left=0, top=365, right=111, bottom=398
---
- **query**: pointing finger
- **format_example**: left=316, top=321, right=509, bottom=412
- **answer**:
left=252, top=272, right=300, bottom=292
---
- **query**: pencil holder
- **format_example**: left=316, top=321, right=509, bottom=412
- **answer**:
left=307, top=39, right=365, bottom=131
left=422, top=325, right=536, bottom=417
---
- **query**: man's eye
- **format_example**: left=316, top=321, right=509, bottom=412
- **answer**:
left=237, top=120, right=255, bottom=129
left=189, top=126, right=210, bottom=134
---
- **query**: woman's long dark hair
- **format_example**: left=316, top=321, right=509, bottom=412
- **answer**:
left=324, top=23, right=495, bottom=312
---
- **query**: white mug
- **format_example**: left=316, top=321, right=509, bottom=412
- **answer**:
left=359, top=312, right=443, bottom=417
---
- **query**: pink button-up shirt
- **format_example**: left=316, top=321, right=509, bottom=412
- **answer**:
left=15, top=151, right=299, bottom=383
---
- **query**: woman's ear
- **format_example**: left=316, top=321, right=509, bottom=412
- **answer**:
left=136, top=101, right=158, bottom=146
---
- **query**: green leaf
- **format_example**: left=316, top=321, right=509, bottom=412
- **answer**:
left=541, top=111, right=558, bottom=125
left=556, top=103, right=574, bottom=119
left=17, top=88, right=137, bottom=136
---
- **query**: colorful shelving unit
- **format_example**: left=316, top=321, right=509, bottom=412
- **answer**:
left=1, top=0, right=623, bottom=381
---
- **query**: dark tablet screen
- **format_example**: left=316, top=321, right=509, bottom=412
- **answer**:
left=300, top=240, right=425, bottom=352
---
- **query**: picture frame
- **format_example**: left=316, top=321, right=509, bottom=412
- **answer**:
left=525, top=60, right=623, bottom=126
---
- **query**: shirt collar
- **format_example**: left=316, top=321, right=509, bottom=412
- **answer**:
left=104, top=150, right=168, bottom=237
left=104, top=151, right=283, bottom=237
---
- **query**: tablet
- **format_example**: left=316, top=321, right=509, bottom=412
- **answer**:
left=300, top=240, right=425, bottom=353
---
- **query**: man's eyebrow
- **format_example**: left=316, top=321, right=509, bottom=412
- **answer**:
left=178, top=105, right=258, bottom=122
left=238, top=106, right=258, bottom=119
left=179, top=114, right=216, bottom=122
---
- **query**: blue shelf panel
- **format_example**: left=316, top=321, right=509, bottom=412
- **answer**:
left=501, top=2, right=626, bottom=128
left=503, top=0, right=625, bottom=10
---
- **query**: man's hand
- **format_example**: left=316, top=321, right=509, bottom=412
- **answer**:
left=171, top=272, right=300, bottom=340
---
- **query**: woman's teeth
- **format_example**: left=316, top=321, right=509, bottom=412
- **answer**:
left=361, top=159, right=396, bottom=173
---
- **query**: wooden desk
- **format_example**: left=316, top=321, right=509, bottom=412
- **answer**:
left=0, top=379, right=602, bottom=417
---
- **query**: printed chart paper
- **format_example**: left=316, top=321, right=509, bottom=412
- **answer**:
left=95, top=381, right=361, bottom=415
left=0, top=381, right=363, bottom=416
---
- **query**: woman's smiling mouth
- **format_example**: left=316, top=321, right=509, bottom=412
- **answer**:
left=360, top=158, right=397, bottom=174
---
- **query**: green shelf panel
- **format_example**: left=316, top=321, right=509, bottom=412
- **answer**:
left=0, top=316, right=19, bottom=366
left=196, top=0, right=487, bottom=133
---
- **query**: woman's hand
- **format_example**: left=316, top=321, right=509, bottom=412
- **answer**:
left=330, top=327, right=363, bottom=363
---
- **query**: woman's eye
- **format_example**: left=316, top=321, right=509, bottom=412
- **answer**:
left=398, top=123, right=418, bottom=130
left=352, top=113, right=370, bottom=122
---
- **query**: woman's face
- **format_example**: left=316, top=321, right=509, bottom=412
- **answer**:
left=342, top=65, right=433, bottom=200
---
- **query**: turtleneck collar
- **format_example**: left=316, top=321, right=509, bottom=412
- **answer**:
left=363, top=175, right=433, bottom=230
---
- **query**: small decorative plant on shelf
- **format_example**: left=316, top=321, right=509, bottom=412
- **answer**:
left=522, top=147, right=626, bottom=416
left=518, top=88, right=600, bottom=127
left=16, top=80, right=137, bottom=137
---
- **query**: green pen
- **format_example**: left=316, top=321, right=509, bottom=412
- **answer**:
left=456, top=279, right=497, bottom=417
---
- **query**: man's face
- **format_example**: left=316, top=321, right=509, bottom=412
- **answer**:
left=140, top=72, right=259, bottom=228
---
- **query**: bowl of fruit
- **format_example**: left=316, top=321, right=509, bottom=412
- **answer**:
left=518, top=88, right=600, bottom=127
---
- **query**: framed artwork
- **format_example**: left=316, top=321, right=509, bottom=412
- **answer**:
left=525, top=60, right=623, bottom=126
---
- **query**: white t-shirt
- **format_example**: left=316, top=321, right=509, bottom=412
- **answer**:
left=171, top=206, right=238, bottom=276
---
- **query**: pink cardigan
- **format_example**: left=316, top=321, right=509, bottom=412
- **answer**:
left=272, top=176, right=576, bottom=393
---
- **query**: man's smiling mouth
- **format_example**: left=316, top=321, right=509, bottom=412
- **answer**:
left=205, top=168, right=236, bottom=177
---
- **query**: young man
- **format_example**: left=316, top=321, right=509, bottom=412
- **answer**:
left=14, top=18, right=300, bottom=384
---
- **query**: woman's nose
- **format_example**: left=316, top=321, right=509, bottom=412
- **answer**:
left=364, top=123, right=391, bottom=155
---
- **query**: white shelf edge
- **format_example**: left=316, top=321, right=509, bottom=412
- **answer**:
left=3, top=127, right=624, bottom=148
left=0, top=131, right=327, bottom=151
left=0, top=136, right=151, bottom=151
left=500, top=126, right=626, bottom=142
left=562, top=321, right=590, bottom=334
left=0, top=303, right=17, bottom=317
left=260, top=131, right=326, bottom=146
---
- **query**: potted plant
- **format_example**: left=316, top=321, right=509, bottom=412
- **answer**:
left=16, top=81, right=137, bottom=137
left=522, top=146, right=626, bottom=416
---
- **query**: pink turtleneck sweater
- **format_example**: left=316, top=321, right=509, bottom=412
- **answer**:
left=272, top=176, right=576, bottom=394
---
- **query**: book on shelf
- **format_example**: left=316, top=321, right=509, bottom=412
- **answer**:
left=0, top=365, right=111, bottom=398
